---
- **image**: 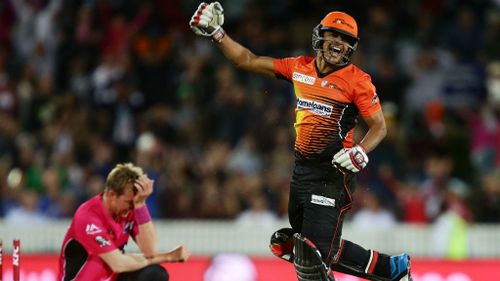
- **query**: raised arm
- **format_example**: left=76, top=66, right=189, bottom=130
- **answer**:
left=216, top=34, right=276, bottom=77
left=189, top=1, right=276, bottom=77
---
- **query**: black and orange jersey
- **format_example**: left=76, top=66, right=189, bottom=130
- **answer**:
left=274, top=56, right=381, bottom=161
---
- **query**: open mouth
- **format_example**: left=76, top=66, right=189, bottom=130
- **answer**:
left=326, top=46, right=342, bottom=60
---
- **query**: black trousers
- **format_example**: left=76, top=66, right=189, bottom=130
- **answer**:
left=288, top=162, right=355, bottom=265
left=288, top=161, right=394, bottom=280
left=115, top=264, right=169, bottom=281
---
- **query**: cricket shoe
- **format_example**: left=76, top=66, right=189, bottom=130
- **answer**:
left=389, top=253, right=412, bottom=281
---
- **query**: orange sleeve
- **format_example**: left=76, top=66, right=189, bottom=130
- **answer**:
left=273, top=57, right=296, bottom=81
left=353, top=75, right=381, bottom=117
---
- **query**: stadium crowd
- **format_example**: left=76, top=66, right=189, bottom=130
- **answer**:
left=0, top=0, right=499, bottom=228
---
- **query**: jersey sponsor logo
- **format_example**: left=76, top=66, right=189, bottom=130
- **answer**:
left=292, top=72, right=316, bottom=85
left=311, top=195, right=336, bottom=207
left=95, top=236, right=111, bottom=247
left=86, top=224, right=102, bottom=235
left=296, top=97, right=333, bottom=116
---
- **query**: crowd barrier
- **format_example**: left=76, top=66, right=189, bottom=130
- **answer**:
left=1, top=220, right=500, bottom=257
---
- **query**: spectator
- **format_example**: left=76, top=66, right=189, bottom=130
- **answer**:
left=431, top=179, right=472, bottom=260
left=420, top=150, right=469, bottom=222
left=5, top=189, right=49, bottom=224
left=470, top=169, right=500, bottom=223
left=236, top=193, right=279, bottom=226
left=0, top=1, right=498, bottom=225
left=351, top=189, right=397, bottom=229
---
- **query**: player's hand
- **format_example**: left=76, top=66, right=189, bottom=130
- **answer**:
left=332, top=145, right=369, bottom=173
left=166, top=245, right=192, bottom=262
left=189, top=2, right=224, bottom=37
left=134, top=176, right=154, bottom=207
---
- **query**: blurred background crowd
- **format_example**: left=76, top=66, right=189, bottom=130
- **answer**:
left=0, top=0, right=499, bottom=228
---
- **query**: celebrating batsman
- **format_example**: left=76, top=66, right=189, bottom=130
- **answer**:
left=190, top=2, right=412, bottom=281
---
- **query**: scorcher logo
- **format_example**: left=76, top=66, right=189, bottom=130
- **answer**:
left=292, top=72, right=315, bottom=85
left=86, top=223, right=102, bottom=235
left=297, top=97, right=333, bottom=116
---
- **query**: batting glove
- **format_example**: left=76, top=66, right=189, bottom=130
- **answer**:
left=189, top=2, right=225, bottom=41
left=332, top=145, right=369, bottom=173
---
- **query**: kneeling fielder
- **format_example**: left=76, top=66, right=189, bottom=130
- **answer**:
left=58, top=163, right=191, bottom=281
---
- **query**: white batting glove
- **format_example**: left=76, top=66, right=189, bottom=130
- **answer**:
left=189, top=2, right=225, bottom=39
left=332, top=145, right=369, bottom=173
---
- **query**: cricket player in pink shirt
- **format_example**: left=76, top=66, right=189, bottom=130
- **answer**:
left=58, top=163, right=191, bottom=281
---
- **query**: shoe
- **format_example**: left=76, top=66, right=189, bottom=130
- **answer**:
left=389, top=253, right=412, bottom=281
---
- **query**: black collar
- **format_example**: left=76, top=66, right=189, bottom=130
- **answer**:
left=314, top=60, right=350, bottom=78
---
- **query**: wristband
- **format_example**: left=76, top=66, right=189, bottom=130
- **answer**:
left=212, top=27, right=225, bottom=43
left=134, top=205, right=152, bottom=225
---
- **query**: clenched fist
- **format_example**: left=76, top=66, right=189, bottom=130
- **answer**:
left=189, top=2, right=225, bottom=41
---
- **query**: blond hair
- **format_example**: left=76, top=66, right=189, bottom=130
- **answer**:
left=104, top=163, right=145, bottom=196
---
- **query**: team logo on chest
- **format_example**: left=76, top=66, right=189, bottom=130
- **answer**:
left=86, top=224, right=102, bottom=235
left=292, top=72, right=316, bottom=85
left=321, top=80, right=339, bottom=89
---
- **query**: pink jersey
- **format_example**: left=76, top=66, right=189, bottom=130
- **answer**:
left=58, top=194, right=139, bottom=281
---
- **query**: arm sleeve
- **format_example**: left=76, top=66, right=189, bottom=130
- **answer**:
left=273, top=57, right=297, bottom=81
left=73, top=215, right=118, bottom=255
left=353, top=75, right=382, bottom=117
left=131, top=218, right=140, bottom=239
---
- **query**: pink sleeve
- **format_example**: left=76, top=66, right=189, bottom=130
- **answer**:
left=131, top=219, right=139, bottom=238
left=74, top=215, right=117, bottom=255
